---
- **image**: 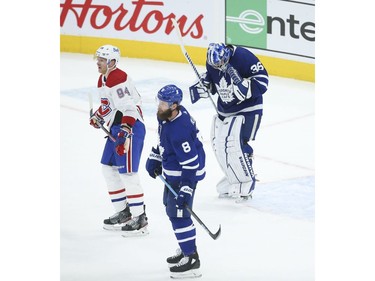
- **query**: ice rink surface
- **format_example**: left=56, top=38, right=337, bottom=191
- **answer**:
left=60, top=52, right=314, bottom=281
left=3, top=4, right=375, bottom=281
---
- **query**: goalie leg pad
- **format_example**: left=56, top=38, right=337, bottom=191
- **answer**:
left=119, top=173, right=144, bottom=217
left=211, top=115, right=226, bottom=173
left=216, top=176, right=238, bottom=197
left=216, top=176, right=230, bottom=195
left=211, top=115, right=255, bottom=196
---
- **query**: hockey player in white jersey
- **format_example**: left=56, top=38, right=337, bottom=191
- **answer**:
left=189, top=43, right=269, bottom=201
left=89, top=44, right=148, bottom=236
left=146, top=84, right=206, bottom=279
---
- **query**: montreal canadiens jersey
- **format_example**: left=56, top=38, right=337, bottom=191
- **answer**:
left=158, top=106, right=206, bottom=186
left=205, top=45, right=269, bottom=118
left=97, top=68, right=143, bottom=128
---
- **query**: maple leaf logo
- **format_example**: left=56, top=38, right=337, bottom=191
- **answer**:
left=159, top=145, right=165, bottom=158
left=215, top=76, right=234, bottom=103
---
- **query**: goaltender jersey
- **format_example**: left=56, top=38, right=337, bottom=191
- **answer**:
left=205, top=45, right=269, bottom=118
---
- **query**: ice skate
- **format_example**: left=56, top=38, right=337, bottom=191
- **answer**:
left=121, top=209, right=149, bottom=237
left=235, top=193, right=253, bottom=203
left=235, top=181, right=255, bottom=203
left=170, top=251, right=202, bottom=279
left=218, top=192, right=233, bottom=199
left=103, top=205, right=132, bottom=231
left=167, top=248, right=184, bottom=268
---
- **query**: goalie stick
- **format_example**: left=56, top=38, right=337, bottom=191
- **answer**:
left=88, top=92, right=130, bottom=153
left=171, top=18, right=218, bottom=114
left=158, top=175, right=221, bottom=240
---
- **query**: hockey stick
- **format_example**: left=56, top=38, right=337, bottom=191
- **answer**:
left=171, top=18, right=218, bottom=114
left=158, top=175, right=221, bottom=240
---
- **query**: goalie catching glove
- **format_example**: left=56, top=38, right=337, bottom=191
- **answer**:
left=225, top=63, right=252, bottom=102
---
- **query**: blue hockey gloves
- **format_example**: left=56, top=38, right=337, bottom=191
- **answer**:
left=225, top=64, right=243, bottom=85
left=146, top=147, right=162, bottom=178
left=176, top=186, right=194, bottom=208
left=223, top=63, right=252, bottom=102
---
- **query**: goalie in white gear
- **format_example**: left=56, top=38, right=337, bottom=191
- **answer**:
left=90, top=44, right=148, bottom=235
left=189, top=43, right=269, bottom=201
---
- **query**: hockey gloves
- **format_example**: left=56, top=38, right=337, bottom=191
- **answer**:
left=176, top=186, right=193, bottom=208
left=145, top=147, right=162, bottom=178
left=189, top=73, right=211, bottom=104
left=225, top=64, right=242, bottom=85
left=225, top=64, right=252, bottom=102
left=114, top=124, right=133, bottom=156
left=89, top=111, right=105, bottom=129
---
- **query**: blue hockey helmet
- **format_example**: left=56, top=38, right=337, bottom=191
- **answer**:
left=207, top=43, right=231, bottom=69
left=157, top=84, right=183, bottom=107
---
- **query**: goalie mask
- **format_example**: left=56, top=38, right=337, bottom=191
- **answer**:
left=207, top=43, right=231, bottom=69
left=95, top=45, right=120, bottom=66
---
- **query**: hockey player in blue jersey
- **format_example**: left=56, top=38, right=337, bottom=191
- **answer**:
left=189, top=43, right=269, bottom=202
left=145, top=84, right=206, bottom=279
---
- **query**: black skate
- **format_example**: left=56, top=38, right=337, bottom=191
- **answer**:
left=103, top=205, right=132, bottom=231
left=167, top=248, right=184, bottom=267
left=121, top=207, right=149, bottom=237
left=170, top=251, right=202, bottom=279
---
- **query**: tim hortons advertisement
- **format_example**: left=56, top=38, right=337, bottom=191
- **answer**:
left=60, top=0, right=217, bottom=47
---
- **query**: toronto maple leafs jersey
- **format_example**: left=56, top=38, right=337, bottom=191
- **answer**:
left=97, top=68, right=144, bottom=128
left=157, top=106, right=206, bottom=187
left=205, top=45, right=269, bottom=118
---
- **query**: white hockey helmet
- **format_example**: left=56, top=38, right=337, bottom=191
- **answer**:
left=95, top=45, right=120, bottom=66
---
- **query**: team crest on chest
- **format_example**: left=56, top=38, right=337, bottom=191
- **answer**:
left=100, top=98, right=112, bottom=116
left=215, top=76, right=234, bottom=103
left=159, top=145, right=165, bottom=158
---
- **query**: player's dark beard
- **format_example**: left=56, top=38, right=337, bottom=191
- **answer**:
left=157, top=108, right=173, bottom=121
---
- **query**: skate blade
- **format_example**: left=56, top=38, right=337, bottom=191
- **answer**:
left=218, top=193, right=232, bottom=199
left=235, top=195, right=252, bottom=204
left=170, top=269, right=202, bottom=279
left=218, top=193, right=240, bottom=199
left=121, top=227, right=149, bottom=238
left=103, top=223, right=128, bottom=231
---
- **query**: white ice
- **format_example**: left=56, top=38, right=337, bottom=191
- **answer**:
left=60, top=52, right=314, bottom=281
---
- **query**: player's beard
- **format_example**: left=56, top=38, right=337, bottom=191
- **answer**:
left=157, top=108, right=173, bottom=121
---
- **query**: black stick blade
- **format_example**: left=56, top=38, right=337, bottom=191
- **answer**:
left=210, top=224, right=221, bottom=240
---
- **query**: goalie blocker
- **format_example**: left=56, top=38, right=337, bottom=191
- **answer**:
left=189, top=73, right=211, bottom=104
left=211, top=114, right=260, bottom=198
